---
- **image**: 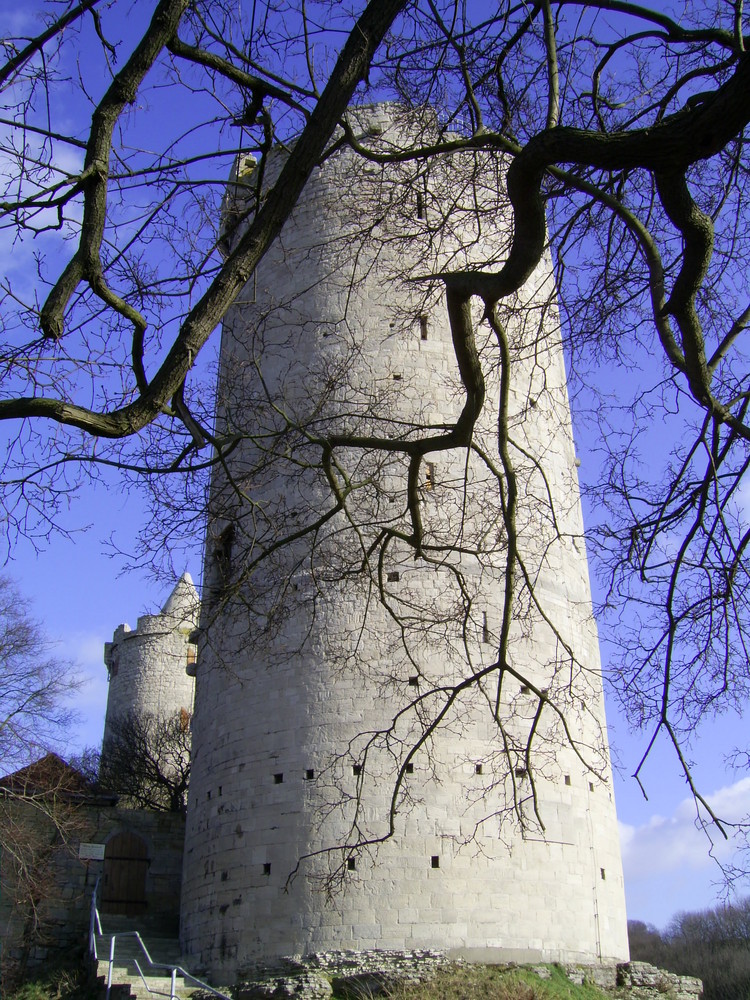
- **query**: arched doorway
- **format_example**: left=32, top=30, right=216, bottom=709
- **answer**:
left=101, top=831, right=149, bottom=915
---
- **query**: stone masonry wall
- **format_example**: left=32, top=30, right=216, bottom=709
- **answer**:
left=102, top=574, right=198, bottom=744
left=181, top=104, right=629, bottom=983
left=230, top=957, right=702, bottom=1000
left=0, top=803, right=184, bottom=977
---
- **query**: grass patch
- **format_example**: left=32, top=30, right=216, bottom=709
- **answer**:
left=515, top=965, right=612, bottom=1000
left=370, top=964, right=612, bottom=1000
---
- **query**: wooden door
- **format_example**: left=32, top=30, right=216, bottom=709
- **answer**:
left=101, top=831, right=149, bottom=915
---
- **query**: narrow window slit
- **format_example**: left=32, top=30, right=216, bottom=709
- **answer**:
left=431, top=855, right=440, bottom=869
left=352, top=764, right=362, bottom=776
left=263, top=863, right=271, bottom=875
left=387, top=570, right=400, bottom=582
left=305, top=769, right=315, bottom=780
left=419, top=315, right=428, bottom=340
left=273, top=773, right=284, bottom=784
left=475, top=763, right=483, bottom=775
left=405, top=762, right=414, bottom=774
left=347, top=857, right=356, bottom=871
left=408, top=676, right=419, bottom=687
left=214, top=524, right=234, bottom=587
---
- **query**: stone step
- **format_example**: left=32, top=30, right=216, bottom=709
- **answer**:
left=96, top=931, right=183, bottom=962
left=92, top=921, right=231, bottom=1000
left=96, top=962, right=197, bottom=1000
left=102, top=959, right=187, bottom=978
left=99, top=914, right=180, bottom=938
left=103, top=941, right=184, bottom=964
left=95, top=928, right=195, bottom=1000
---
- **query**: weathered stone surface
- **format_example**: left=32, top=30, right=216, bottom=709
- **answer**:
left=617, top=961, right=703, bottom=1000
left=582, top=965, right=619, bottom=990
left=181, top=103, right=629, bottom=982
left=307, top=949, right=450, bottom=976
left=233, top=949, right=455, bottom=1000
left=236, top=972, right=332, bottom=1000
left=561, top=964, right=618, bottom=990
left=0, top=801, right=184, bottom=976
left=102, top=572, right=198, bottom=753
left=530, top=966, right=552, bottom=980
left=229, top=958, right=703, bottom=1000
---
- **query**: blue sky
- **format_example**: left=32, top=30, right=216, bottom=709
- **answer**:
left=3, top=0, right=749, bottom=937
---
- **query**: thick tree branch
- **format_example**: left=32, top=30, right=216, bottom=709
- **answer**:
left=6, top=0, right=409, bottom=438
left=0, top=0, right=103, bottom=88
left=39, top=0, right=192, bottom=342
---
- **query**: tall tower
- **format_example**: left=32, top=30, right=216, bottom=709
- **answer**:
left=102, top=573, right=199, bottom=743
left=182, top=105, right=628, bottom=982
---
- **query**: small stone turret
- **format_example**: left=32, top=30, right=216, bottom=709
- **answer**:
left=102, top=572, right=199, bottom=742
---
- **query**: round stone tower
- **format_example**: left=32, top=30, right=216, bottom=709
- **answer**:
left=181, top=105, right=628, bottom=981
left=102, top=572, right=199, bottom=740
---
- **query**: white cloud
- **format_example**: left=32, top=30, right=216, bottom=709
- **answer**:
left=621, top=777, right=750, bottom=875
left=732, top=475, right=750, bottom=529
left=0, top=126, right=84, bottom=287
left=620, top=776, right=750, bottom=926
left=62, top=630, right=109, bottom=753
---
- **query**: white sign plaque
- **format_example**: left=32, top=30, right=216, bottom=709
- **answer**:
left=78, top=842, right=106, bottom=860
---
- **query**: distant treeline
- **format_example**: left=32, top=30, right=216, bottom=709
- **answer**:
left=628, top=898, right=750, bottom=1000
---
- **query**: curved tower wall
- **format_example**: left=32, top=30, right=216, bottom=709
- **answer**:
left=182, top=106, right=628, bottom=981
left=103, top=573, right=198, bottom=741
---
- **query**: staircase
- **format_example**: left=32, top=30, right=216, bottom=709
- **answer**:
left=94, top=915, right=197, bottom=1000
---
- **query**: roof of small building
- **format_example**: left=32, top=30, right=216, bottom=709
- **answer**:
left=0, top=752, right=116, bottom=804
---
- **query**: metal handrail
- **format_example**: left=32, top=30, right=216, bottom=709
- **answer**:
left=88, top=885, right=231, bottom=1000
left=89, top=876, right=103, bottom=957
